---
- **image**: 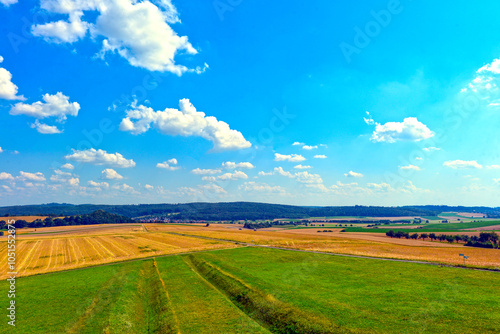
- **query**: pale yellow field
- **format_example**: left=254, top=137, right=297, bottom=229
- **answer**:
left=0, top=225, right=238, bottom=279
left=155, top=225, right=500, bottom=269
left=3, top=223, right=499, bottom=279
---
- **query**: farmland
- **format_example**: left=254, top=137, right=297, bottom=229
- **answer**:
left=1, top=247, right=498, bottom=333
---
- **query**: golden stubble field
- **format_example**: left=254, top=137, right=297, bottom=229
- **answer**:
left=0, top=224, right=239, bottom=279
left=149, top=224, right=500, bottom=270
left=2, top=223, right=499, bottom=279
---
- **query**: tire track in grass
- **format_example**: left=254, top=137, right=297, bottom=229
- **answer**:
left=180, top=255, right=270, bottom=333
left=152, top=258, right=181, bottom=334
left=183, top=254, right=348, bottom=334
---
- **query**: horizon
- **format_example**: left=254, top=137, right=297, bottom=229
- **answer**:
left=2, top=1, right=500, bottom=206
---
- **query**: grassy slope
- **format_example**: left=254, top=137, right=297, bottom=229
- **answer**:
left=191, top=248, right=500, bottom=334
left=343, top=220, right=500, bottom=233
left=0, top=248, right=498, bottom=333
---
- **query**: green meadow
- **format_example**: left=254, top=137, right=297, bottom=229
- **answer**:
left=1, top=247, right=498, bottom=333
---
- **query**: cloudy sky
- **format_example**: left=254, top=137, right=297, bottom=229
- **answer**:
left=1, top=0, right=500, bottom=206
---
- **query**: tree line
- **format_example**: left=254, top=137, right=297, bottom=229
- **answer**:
left=385, top=230, right=499, bottom=249
left=0, top=210, right=134, bottom=229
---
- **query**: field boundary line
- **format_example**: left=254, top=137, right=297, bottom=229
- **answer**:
left=166, top=232, right=500, bottom=272
left=152, top=258, right=181, bottom=334
left=181, top=256, right=270, bottom=333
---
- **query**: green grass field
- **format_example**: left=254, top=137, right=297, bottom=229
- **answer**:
left=1, top=247, right=498, bottom=333
left=343, top=220, right=500, bottom=234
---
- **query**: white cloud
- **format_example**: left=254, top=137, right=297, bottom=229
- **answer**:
left=423, top=147, right=441, bottom=152
left=314, top=155, right=327, bottom=159
left=0, top=147, right=3, bottom=153
left=399, top=165, right=421, bottom=171
left=295, top=171, right=323, bottom=184
left=367, top=182, right=393, bottom=192
left=144, top=184, right=154, bottom=190
left=65, top=148, right=136, bottom=168
left=101, top=168, right=124, bottom=180
left=461, top=58, right=500, bottom=106
left=258, top=171, right=273, bottom=176
left=273, top=167, right=295, bottom=178
left=112, top=183, right=137, bottom=193
left=302, top=145, right=318, bottom=150
left=0, top=63, right=24, bottom=100
left=369, top=117, right=434, bottom=143
left=0, top=172, right=14, bottom=181
left=294, top=164, right=312, bottom=169
left=32, top=0, right=204, bottom=75
left=415, top=157, right=423, bottom=161
left=217, top=171, right=248, bottom=181
left=292, top=141, right=304, bottom=146
left=0, top=0, right=18, bottom=7
left=119, top=99, right=251, bottom=151
left=10, top=92, right=79, bottom=122
left=274, top=153, right=306, bottom=162
left=240, top=182, right=286, bottom=194
left=88, top=180, right=109, bottom=189
left=19, top=171, right=46, bottom=182
left=157, top=158, right=180, bottom=170
left=50, top=169, right=79, bottom=186
left=443, top=160, right=483, bottom=169
left=222, top=161, right=255, bottom=169
left=61, top=163, right=74, bottom=170
left=202, top=176, right=216, bottom=182
left=344, top=171, right=364, bottom=178
left=30, top=120, right=63, bottom=134
left=191, top=168, right=221, bottom=175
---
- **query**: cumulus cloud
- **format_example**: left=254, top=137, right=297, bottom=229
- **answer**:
left=88, top=180, right=109, bottom=189
left=0, top=147, right=3, bottom=153
left=344, top=171, right=364, bottom=178
left=32, top=0, right=205, bottom=74
left=423, top=147, right=441, bottom=152
left=101, top=168, right=124, bottom=179
left=65, top=148, right=136, bottom=168
left=202, top=176, right=216, bottom=182
left=443, top=160, right=483, bottom=169
left=260, top=167, right=322, bottom=184
left=30, top=120, right=63, bottom=134
left=274, top=153, right=306, bottom=162
left=19, top=171, right=46, bottom=182
left=50, top=169, right=79, bottom=186
left=292, top=141, right=304, bottom=146
left=368, top=116, right=434, bottom=143
left=399, top=165, right=421, bottom=171
left=0, top=62, right=24, bottom=100
left=0, top=172, right=14, bottom=181
left=10, top=92, right=79, bottom=122
left=112, top=183, right=137, bottom=193
left=461, top=58, right=500, bottom=107
left=157, top=158, right=180, bottom=170
left=222, top=161, right=254, bottom=169
left=144, top=184, right=154, bottom=190
left=314, top=155, right=327, bottom=159
left=367, top=182, right=393, bottom=192
left=294, top=165, right=312, bottom=169
left=61, top=163, right=74, bottom=170
left=191, top=168, right=221, bottom=175
left=0, top=0, right=18, bottom=7
left=302, top=145, right=318, bottom=150
left=119, top=99, right=251, bottom=152
left=240, top=182, right=286, bottom=194
left=217, top=171, right=248, bottom=181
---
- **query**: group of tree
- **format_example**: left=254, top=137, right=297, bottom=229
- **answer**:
left=0, top=210, right=134, bottom=229
left=385, top=230, right=499, bottom=249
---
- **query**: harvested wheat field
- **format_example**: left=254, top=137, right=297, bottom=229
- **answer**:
left=0, top=224, right=238, bottom=279
left=158, top=225, right=500, bottom=270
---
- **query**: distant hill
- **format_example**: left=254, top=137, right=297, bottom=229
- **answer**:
left=3, top=202, right=495, bottom=221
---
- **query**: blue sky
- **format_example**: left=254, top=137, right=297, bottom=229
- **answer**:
left=2, top=0, right=500, bottom=206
